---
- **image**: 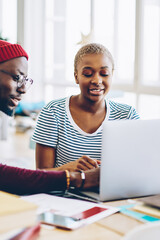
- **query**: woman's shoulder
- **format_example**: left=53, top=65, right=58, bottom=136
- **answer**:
left=43, top=97, right=68, bottom=112
left=107, top=99, right=133, bottom=112
left=38, top=97, right=68, bottom=120
left=107, top=99, right=139, bottom=119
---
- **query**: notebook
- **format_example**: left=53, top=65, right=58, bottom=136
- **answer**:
left=137, top=194, right=160, bottom=208
left=74, top=119, right=160, bottom=202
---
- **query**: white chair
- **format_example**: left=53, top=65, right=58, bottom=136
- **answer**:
left=0, top=111, right=8, bottom=140
left=123, top=222, right=160, bottom=240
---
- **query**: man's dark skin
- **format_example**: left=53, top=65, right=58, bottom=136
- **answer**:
left=0, top=41, right=99, bottom=195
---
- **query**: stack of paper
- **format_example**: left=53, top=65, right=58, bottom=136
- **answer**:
left=133, top=195, right=160, bottom=219
left=22, top=193, right=119, bottom=230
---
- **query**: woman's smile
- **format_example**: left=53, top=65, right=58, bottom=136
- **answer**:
left=89, top=88, right=105, bottom=95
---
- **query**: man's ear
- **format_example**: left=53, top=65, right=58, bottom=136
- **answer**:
left=74, top=73, right=79, bottom=84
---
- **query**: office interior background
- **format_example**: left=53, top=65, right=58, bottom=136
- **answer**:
left=0, top=0, right=160, bottom=120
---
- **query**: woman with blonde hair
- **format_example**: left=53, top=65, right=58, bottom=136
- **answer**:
left=33, top=43, right=139, bottom=172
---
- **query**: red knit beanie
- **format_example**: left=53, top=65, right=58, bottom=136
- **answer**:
left=0, top=40, right=28, bottom=63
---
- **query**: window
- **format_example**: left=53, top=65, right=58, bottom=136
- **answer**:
left=42, top=0, right=160, bottom=119
left=0, top=0, right=17, bottom=42
left=44, top=0, right=91, bottom=102
left=94, top=0, right=136, bottom=85
left=141, top=0, right=160, bottom=86
left=1, top=0, right=159, bottom=119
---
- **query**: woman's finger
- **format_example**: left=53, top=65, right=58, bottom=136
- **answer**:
left=82, top=156, right=99, bottom=168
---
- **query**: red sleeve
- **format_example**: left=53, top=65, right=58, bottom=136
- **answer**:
left=0, top=164, right=67, bottom=195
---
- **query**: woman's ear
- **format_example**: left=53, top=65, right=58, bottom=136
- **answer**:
left=74, top=73, right=79, bottom=84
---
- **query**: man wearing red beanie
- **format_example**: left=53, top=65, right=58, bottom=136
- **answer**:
left=0, top=40, right=30, bottom=116
left=0, top=40, right=99, bottom=195
left=0, top=40, right=29, bottom=62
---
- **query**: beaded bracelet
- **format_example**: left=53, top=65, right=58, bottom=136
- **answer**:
left=65, top=170, right=70, bottom=190
left=79, top=170, right=85, bottom=189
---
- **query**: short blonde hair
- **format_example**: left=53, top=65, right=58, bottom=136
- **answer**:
left=74, top=43, right=114, bottom=74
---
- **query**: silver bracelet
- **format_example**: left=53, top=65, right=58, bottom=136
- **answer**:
left=79, top=170, right=85, bottom=189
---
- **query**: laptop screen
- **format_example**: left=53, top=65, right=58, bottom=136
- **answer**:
left=100, top=119, right=160, bottom=201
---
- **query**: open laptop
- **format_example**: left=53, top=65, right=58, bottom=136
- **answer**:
left=69, top=119, right=160, bottom=202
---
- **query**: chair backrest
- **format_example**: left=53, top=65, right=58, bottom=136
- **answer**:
left=0, top=111, right=8, bottom=140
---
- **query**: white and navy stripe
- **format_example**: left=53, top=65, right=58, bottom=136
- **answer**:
left=32, top=97, right=140, bottom=167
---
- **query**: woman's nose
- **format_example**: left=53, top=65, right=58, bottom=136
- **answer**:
left=91, top=74, right=102, bottom=85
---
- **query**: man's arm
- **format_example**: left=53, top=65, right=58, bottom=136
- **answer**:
left=0, top=164, right=100, bottom=195
left=0, top=163, right=66, bottom=195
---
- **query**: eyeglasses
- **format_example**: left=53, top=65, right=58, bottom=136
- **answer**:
left=0, top=69, right=33, bottom=90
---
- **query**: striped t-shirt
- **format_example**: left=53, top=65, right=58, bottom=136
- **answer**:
left=32, top=96, right=140, bottom=167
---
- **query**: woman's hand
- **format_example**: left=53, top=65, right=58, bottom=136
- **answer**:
left=59, top=155, right=100, bottom=172
left=75, top=155, right=100, bottom=171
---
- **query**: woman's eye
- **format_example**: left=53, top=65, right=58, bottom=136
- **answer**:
left=82, top=70, right=93, bottom=77
left=84, top=74, right=92, bottom=77
left=100, top=71, right=109, bottom=76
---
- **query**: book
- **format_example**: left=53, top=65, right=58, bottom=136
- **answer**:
left=137, top=194, right=160, bottom=208
left=133, top=203, right=160, bottom=219
left=0, top=191, right=38, bottom=233
left=132, top=195, right=160, bottom=219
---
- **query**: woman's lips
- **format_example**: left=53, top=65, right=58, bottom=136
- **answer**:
left=89, top=89, right=104, bottom=95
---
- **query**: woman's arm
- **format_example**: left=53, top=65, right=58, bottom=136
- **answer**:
left=36, top=143, right=56, bottom=169
left=36, top=143, right=100, bottom=172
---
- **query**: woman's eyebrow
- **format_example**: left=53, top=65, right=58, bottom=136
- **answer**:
left=82, top=67, right=92, bottom=70
left=82, top=66, right=109, bottom=71
left=82, top=66, right=109, bottom=69
left=101, top=66, right=109, bottom=69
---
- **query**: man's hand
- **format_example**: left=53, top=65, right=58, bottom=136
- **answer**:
left=70, top=167, right=100, bottom=189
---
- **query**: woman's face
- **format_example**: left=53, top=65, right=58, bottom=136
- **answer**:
left=75, top=53, right=113, bottom=103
